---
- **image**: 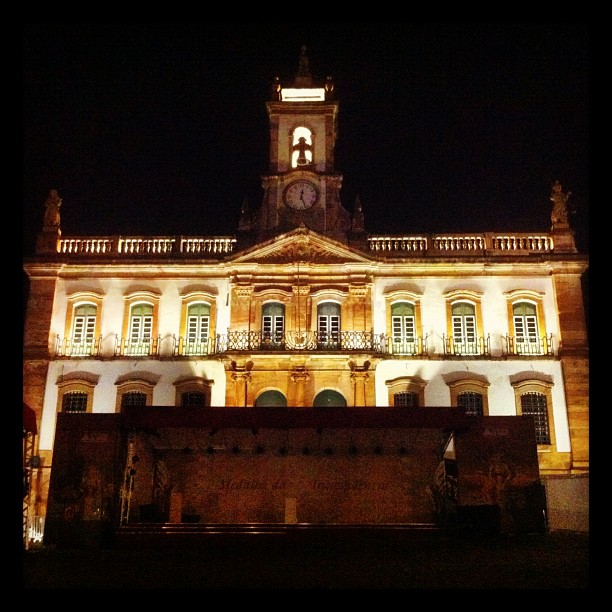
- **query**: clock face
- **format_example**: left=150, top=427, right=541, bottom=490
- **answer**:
left=283, top=180, right=318, bottom=210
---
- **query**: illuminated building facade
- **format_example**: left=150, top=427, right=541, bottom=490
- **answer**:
left=23, top=47, right=589, bottom=545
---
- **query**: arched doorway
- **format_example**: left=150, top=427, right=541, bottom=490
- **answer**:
left=313, top=390, right=346, bottom=407
left=254, top=390, right=288, bottom=407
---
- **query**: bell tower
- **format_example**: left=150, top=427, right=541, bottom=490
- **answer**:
left=249, top=46, right=352, bottom=243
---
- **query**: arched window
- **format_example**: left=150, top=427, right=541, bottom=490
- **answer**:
left=391, top=302, right=416, bottom=354
left=262, top=302, right=285, bottom=346
left=71, top=304, right=97, bottom=354
left=504, top=290, right=548, bottom=356
left=317, top=302, right=340, bottom=348
left=291, top=126, right=313, bottom=167
left=128, top=303, right=154, bottom=355
left=451, top=301, right=477, bottom=352
left=186, top=302, right=211, bottom=354
left=513, top=301, right=539, bottom=351
left=63, top=293, right=103, bottom=357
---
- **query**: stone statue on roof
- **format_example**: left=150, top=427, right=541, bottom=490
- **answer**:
left=550, top=180, right=571, bottom=228
left=43, top=189, right=62, bottom=229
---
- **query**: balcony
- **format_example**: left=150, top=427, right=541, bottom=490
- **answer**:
left=173, top=336, right=217, bottom=357
left=54, top=335, right=103, bottom=357
left=386, top=336, right=429, bottom=357
left=114, top=337, right=161, bottom=357
left=51, top=331, right=555, bottom=359
left=504, top=334, right=554, bottom=356
left=213, top=330, right=387, bottom=354
left=443, top=334, right=491, bottom=357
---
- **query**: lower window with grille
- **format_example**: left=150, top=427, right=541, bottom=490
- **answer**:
left=458, top=391, right=483, bottom=416
left=521, top=392, right=551, bottom=445
left=182, top=391, right=206, bottom=408
left=62, top=391, right=88, bottom=413
left=394, top=391, right=419, bottom=408
left=121, top=391, right=147, bottom=409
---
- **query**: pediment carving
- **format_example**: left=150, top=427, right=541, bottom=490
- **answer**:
left=231, top=227, right=371, bottom=265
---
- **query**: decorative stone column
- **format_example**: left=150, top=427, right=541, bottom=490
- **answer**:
left=289, top=367, right=311, bottom=407
left=349, top=360, right=371, bottom=407
left=226, top=360, right=253, bottom=407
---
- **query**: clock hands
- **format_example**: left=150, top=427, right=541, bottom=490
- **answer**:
left=285, top=181, right=316, bottom=209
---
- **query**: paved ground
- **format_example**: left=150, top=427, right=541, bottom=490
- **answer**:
left=22, top=529, right=589, bottom=591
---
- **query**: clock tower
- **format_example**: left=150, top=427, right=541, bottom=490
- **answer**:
left=244, top=46, right=352, bottom=244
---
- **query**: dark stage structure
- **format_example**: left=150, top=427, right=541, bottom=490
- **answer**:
left=43, top=407, right=546, bottom=547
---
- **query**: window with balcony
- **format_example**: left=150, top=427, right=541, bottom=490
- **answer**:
left=317, top=302, right=340, bottom=348
left=391, top=302, right=416, bottom=354
left=118, top=293, right=160, bottom=357
left=59, top=293, right=103, bottom=357
left=128, top=304, right=153, bottom=355
left=185, top=303, right=211, bottom=355
left=177, top=293, right=217, bottom=356
left=504, top=291, right=550, bottom=356
left=384, top=292, right=425, bottom=356
left=262, top=302, right=285, bottom=347
left=71, top=304, right=97, bottom=355
left=511, top=302, right=550, bottom=354
left=443, top=291, right=486, bottom=356
left=451, top=302, right=477, bottom=353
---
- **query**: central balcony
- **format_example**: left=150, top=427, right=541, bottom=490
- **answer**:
left=211, top=330, right=388, bottom=354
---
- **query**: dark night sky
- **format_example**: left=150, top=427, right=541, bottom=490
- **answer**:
left=22, top=23, right=590, bottom=256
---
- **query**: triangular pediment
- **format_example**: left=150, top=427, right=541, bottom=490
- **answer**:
left=230, top=226, right=372, bottom=264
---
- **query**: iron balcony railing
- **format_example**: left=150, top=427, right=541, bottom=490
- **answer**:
left=52, top=331, right=554, bottom=358
left=504, top=334, right=554, bottom=356
left=386, top=335, right=429, bottom=356
left=54, top=335, right=103, bottom=357
left=114, top=336, right=162, bottom=357
left=443, top=334, right=491, bottom=356
left=213, top=330, right=388, bottom=354
left=173, top=336, right=218, bottom=357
